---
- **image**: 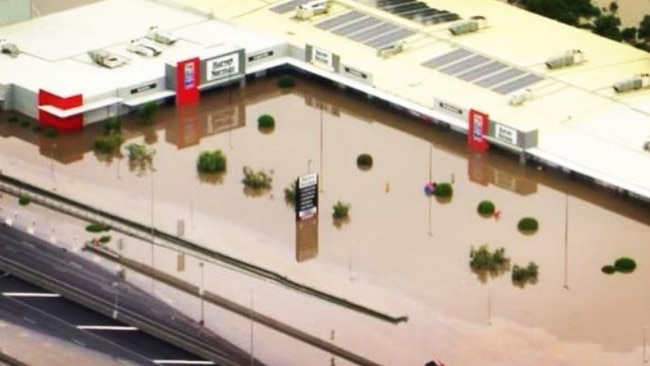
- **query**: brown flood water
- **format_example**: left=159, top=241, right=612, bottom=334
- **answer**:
left=2, top=73, right=650, bottom=362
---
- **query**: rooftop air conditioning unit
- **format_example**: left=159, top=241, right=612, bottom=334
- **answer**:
left=612, top=74, right=650, bottom=93
left=545, top=49, right=585, bottom=70
left=0, top=39, right=19, bottom=57
left=508, top=89, right=533, bottom=106
left=88, top=50, right=127, bottom=69
left=448, top=16, right=487, bottom=36
left=146, top=26, right=177, bottom=45
left=296, top=0, right=329, bottom=20
left=127, top=39, right=163, bottom=57
left=377, top=42, right=404, bottom=58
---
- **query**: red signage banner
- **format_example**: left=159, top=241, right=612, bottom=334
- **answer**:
left=176, top=57, right=200, bottom=106
left=468, top=109, right=489, bottom=152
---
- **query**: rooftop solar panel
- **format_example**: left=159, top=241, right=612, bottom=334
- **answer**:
left=456, top=61, right=508, bottom=81
left=492, top=74, right=544, bottom=94
left=366, top=28, right=414, bottom=48
left=421, top=48, right=473, bottom=69
left=474, top=68, right=526, bottom=88
left=439, top=55, right=490, bottom=75
left=269, top=0, right=309, bottom=14
left=333, top=17, right=383, bottom=36
left=315, top=11, right=365, bottom=30
left=349, top=23, right=399, bottom=42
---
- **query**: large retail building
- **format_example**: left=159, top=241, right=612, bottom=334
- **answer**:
left=1, top=0, right=650, bottom=201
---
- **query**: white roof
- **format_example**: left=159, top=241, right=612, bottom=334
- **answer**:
left=0, top=0, right=282, bottom=97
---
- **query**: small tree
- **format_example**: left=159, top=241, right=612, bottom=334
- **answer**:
left=512, top=262, right=539, bottom=287
left=284, top=181, right=297, bottom=207
left=138, top=102, right=158, bottom=124
left=277, top=75, right=295, bottom=88
left=197, top=150, right=227, bottom=173
left=356, top=153, right=373, bottom=169
left=18, top=195, right=31, bottom=206
left=614, top=257, right=637, bottom=273
left=332, top=201, right=351, bottom=219
left=258, top=114, right=275, bottom=129
left=477, top=200, right=495, bottom=216
left=433, top=182, right=453, bottom=198
left=94, top=133, right=123, bottom=154
left=103, top=117, right=121, bottom=135
left=242, top=166, right=273, bottom=189
left=518, top=217, right=539, bottom=233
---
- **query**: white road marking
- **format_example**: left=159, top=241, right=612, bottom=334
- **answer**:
left=3, top=292, right=60, bottom=297
left=77, top=325, right=138, bottom=331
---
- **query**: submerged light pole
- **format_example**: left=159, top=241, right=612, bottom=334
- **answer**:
left=563, top=193, right=569, bottom=290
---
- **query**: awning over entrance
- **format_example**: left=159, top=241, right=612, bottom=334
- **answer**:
left=121, top=90, right=176, bottom=107
left=39, top=97, right=123, bottom=118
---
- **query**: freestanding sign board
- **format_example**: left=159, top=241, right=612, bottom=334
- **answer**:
left=295, top=173, right=319, bottom=220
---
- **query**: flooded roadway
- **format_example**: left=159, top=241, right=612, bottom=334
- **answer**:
left=1, top=74, right=650, bottom=365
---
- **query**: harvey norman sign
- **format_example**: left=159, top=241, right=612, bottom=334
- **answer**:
left=312, top=47, right=334, bottom=69
left=206, top=53, right=240, bottom=81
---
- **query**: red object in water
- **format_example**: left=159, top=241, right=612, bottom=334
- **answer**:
left=493, top=210, right=502, bottom=220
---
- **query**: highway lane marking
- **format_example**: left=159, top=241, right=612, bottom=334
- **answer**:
left=19, top=240, right=34, bottom=249
left=69, top=261, right=84, bottom=270
left=153, top=361, right=215, bottom=365
left=3, top=292, right=61, bottom=297
left=77, top=325, right=138, bottom=331
left=22, top=316, right=36, bottom=324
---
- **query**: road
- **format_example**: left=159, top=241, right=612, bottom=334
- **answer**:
left=0, top=221, right=264, bottom=366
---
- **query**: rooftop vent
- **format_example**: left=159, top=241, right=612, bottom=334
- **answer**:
left=613, top=74, right=650, bottom=93
left=545, top=49, right=584, bottom=70
left=0, top=39, right=19, bottom=57
left=448, top=17, right=487, bottom=36
left=376, top=42, right=404, bottom=58
left=146, top=26, right=177, bottom=45
left=296, top=0, right=330, bottom=20
left=508, top=89, right=533, bottom=106
left=88, top=50, right=127, bottom=69
left=127, top=39, right=163, bottom=57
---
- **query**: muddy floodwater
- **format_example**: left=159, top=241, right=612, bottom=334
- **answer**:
left=2, top=73, right=650, bottom=365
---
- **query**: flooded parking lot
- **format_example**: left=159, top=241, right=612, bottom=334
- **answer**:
left=2, top=73, right=650, bottom=365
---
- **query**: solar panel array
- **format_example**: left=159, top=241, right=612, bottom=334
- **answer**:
left=315, top=11, right=415, bottom=49
left=376, top=0, right=460, bottom=25
left=422, top=48, right=543, bottom=94
left=269, top=0, right=310, bottom=13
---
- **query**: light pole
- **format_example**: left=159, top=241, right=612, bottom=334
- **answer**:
left=428, top=143, right=433, bottom=236
left=199, top=261, right=204, bottom=325
left=112, top=281, right=119, bottom=319
left=150, top=168, right=155, bottom=269
left=319, top=102, right=324, bottom=193
left=50, top=143, right=57, bottom=187
left=644, top=327, right=648, bottom=363
left=563, top=194, right=569, bottom=290
left=249, top=289, right=254, bottom=366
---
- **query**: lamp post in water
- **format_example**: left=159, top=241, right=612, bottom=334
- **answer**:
left=199, top=261, right=205, bottom=326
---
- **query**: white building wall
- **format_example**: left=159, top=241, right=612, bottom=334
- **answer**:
left=11, top=84, right=37, bottom=119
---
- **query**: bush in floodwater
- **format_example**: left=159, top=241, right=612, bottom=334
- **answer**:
left=277, top=75, right=295, bottom=88
left=86, top=222, right=110, bottom=233
left=18, top=195, right=31, bottom=206
left=518, top=217, right=539, bottom=233
left=614, top=257, right=637, bottom=273
left=477, top=200, right=495, bottom=216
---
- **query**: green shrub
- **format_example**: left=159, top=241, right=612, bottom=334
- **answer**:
left=614, top=257, right=637, bottom=273
left=93, top=133, right=123, bottom=154
left=332, top=201, right=351, bottom=219
left=138, top=102, right=157, bottom=124
left=284, top=181, right=297, bottom=206
left=512, top=262, right=539, bottom=285
left=31, top=124, right=43, bottom=133
left=103, top=117, right=121, bottom=135
left=19, top=120, right=30, bottom=128
left=86, top=222, right=110, bottom=233
left=433, top=182, right=453, bottom=198
left=277, top=75, right=295, bottom=88
left=257, top=114, right=275, bottom=129
left=99, top=235, right=111, bottom=243
left=477, top=200, right=495, bottom=216
left=356, top=153, right=373, bottom=169
left=518, top=217, right=539, bottom=232
left=470, top=245, right=510, bottom=273
left=44, top=127, right=58, bottom=138
left=242, top=166, right=273, bottom=189
left=601, top=265, right=616, bottom=274
left=197, top=150, right=227, bottom=173
left=18, top=195, right=30, bottom=206
left=8, top=116, right=18, bottom=124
